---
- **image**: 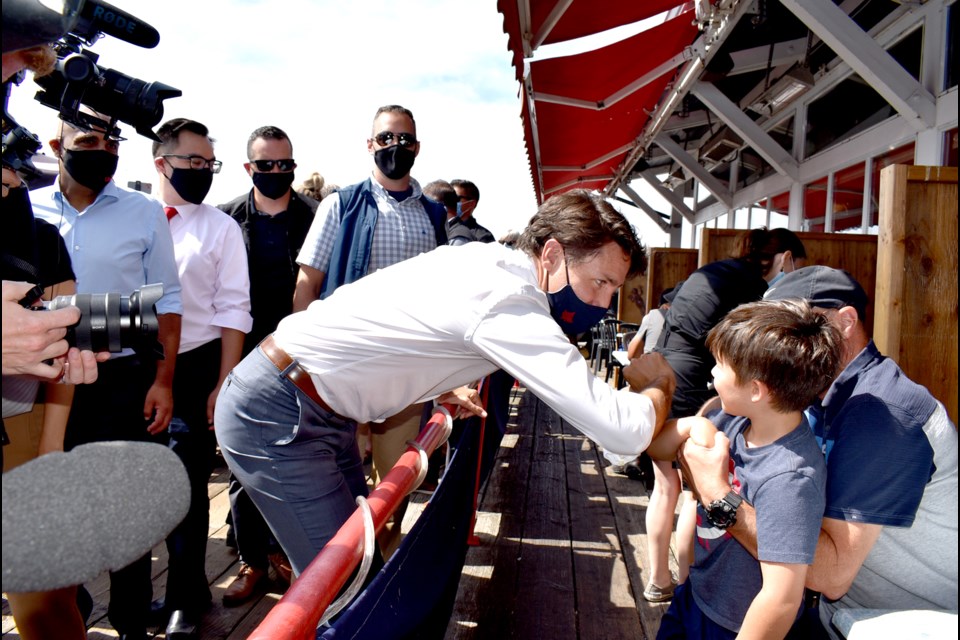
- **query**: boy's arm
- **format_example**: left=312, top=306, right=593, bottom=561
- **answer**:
left=737, top=561, right=808, bottom=640
left=647, top=416, right=718, bottom=460
left=646, top=418, right=687, bottom=460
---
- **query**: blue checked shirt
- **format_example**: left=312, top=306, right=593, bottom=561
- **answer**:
left=296, top=176, right=437, bottom=275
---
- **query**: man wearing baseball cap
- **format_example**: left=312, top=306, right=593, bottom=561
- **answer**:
left=680, top=266, right=958, bottom=637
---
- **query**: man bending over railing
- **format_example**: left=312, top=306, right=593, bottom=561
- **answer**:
left=214, top=190, right=676, bottom=577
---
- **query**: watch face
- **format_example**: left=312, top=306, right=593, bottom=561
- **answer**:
left=706, top=495, right=739, bottom=529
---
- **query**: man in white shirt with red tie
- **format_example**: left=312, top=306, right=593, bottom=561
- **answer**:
left=150, top=118, right=252, bottom=640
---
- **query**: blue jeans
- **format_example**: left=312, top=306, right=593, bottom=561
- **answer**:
left=657, top=581, right=737, bottom=640
left=215, top=348, right=367, bottom=576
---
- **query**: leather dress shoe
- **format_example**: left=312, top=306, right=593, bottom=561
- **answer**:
left=165, top=609, right=200, bottom=640
left=223, top=563, right=266, bottom=606
left=268, top=551, right=294, bottom=585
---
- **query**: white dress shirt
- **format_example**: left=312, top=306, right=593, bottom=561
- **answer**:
left=275, top=241, right=657, bottom=456
left=166, top=203, right=252, bottom=353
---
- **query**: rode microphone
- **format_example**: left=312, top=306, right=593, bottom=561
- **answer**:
left=73, top=0, right=161, bottom=49
left=1, top=441, right=190, bottom=592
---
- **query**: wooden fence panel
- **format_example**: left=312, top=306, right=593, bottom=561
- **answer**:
left=876, top=165, right=958, bottom=425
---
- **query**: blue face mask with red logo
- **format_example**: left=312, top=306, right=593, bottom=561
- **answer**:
left=546, top=254, right=608, bottom=336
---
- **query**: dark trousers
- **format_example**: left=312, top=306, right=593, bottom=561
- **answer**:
left=65, top=355, right=158, bottom=633
left=164, top=339, right=220, bottom=610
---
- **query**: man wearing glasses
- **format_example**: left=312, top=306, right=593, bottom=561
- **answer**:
left=32, top=111, right=183, bottom=640
left=150, top=118, right=252, bottom=640
left=293, top=104, right=447, bottom=308
left=216, top=125, right=315, bottom=605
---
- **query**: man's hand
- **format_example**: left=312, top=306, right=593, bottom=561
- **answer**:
left=437, top=386, right=487, bottom=420
left=206, top=384, right=222, bottom=431
left=55, top=347, right=111, bottom=385
left=144, top=381, right=174, bottom=434
left=622, top=352, right=676, bottom=397
left=2, top=280, right=78, bottom=378
left=678, top=431, right=733, bottom=505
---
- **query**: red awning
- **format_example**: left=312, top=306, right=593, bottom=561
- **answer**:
left=499, top=1, right=699, bottom=202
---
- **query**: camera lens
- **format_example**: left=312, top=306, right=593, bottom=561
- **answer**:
left=46, top=284, right=163, bottom=354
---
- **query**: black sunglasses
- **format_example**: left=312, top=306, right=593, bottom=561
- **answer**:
left=373, top=131, right=418, bottom=148
left=250, top=158, right=296, bottom=172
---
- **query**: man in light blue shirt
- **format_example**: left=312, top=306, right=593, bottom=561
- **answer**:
left=32, top=112, right=182, bottom=640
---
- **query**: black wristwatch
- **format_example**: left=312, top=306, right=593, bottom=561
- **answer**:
left=704, top=491, right=743, bottom=529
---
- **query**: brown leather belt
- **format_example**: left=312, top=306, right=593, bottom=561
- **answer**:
left=259, top=335, right=346, bottom=420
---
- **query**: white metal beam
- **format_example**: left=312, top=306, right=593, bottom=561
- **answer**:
left=531, top=0, right=573, bottom=51
left=606, top=0, right=753, bottom=197
left=727, top=38, right=807, bottom=76
left=641, top=169, right=696, bottom=222
left=654, top=133, right=732, bottom=208
left=691, top=81, right=799, bottom=178
left=541, top=143, right=633, bottom=172
left=618, top=184, right=671, bottom=231
left=532, top=50, right=691, bottom=111
left=780, top=0, right=936, bottom=129
left=542, top=174, right=615, bottom=196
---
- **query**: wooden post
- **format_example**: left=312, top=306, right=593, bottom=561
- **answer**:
left=876, top=165, right=958, bottom=425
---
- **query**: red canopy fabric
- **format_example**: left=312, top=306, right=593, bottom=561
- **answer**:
left=503, top=4, right=698, bottom=201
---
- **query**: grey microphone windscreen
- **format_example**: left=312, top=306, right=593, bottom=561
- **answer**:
left=2, top=441, right=190, bottom=592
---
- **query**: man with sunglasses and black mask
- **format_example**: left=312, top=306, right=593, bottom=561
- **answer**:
left=291, top=105, right=447, bottom=555
left=216, top=126, right=314, bottom=605
left=219, top=126, right=318, bottom=353
left=31, top=110, right=183, bottom=640
left=293, top=104, right=446, bottom=309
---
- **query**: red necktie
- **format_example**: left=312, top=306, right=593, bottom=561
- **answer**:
left=165, top=206, right=178, bottom=222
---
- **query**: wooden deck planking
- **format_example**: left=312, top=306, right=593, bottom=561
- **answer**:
left=559, top=416, right=645, bottom=639
left=445, top=383, right=537, bottom=639
left=512, top=395, right=577, bottom=640
left=446, top=382, right=676, bottom=640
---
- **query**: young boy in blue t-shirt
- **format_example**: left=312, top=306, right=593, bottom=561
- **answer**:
left=647, top=298, right=843, bottom=639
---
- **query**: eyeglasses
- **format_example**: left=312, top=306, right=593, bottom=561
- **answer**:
left=162, top=154, right=222, bottom=173
left=249, top=158, right=296, bottom=172
left=372, top=131, right=418, bottom=148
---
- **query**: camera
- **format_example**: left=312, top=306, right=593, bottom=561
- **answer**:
left=34, top=38, right=181, bottom=142
left=34, top=283, right=164, bottom=355
left=2, top=0, right=181, bottom=177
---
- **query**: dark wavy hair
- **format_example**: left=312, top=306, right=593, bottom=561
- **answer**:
left=515, top=190, right=646, bottom=277
left=706, top=298, right=842, bottom=412
left=736, top=227, right=806, bottom=278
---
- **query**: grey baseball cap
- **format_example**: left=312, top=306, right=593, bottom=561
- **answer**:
left=764, top=266, right=868, bottom=320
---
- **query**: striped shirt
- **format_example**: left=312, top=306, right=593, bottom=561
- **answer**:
left=296, top=176, right=436, bottom=275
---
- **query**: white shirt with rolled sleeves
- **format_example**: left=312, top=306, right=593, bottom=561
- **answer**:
left=275, top=241, right=656, bottom=456
left=165, top=203, right=252, bottom=353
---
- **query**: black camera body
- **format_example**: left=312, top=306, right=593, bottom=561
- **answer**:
left=2, top=0, right=180, bottom=176
left=34, top=37, right=181, bottom=142
left=34, top=283, right=164, bottom=356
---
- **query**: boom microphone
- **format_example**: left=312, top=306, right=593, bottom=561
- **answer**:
left=1, top=441, right=190, bottom=592
left=73, top=0, right=161, bottom=49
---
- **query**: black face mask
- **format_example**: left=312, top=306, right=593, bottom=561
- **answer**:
left=168, top=167, right=213, bottom=204
left=374, top=145, right=416, bottom=180
left=252, top=171, right=295, bottom=200
left=62, top=148, right=119, bottom=192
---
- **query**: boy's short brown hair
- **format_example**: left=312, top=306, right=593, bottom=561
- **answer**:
left=706, top=299, right=843, bottom=412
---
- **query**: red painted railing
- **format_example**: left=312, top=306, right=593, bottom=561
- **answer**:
left=247, top=403, right=456, bottom=640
